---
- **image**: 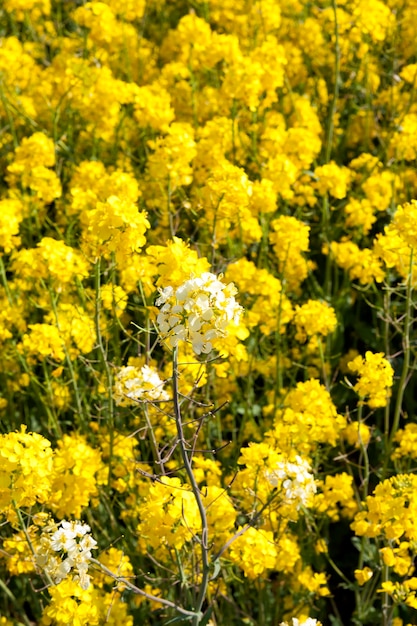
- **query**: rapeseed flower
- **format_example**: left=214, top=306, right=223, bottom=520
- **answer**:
left=0, top=197, right=24, bottom=253
left=266, top=456, right=317, bottom=510
left=348, top=351, right=394, bottom=408
left=155, top=272, right=242, bottom=354
left=0, top=427, right=53, bottom=514
left=114, top=364, right=169, bottom=406
left=35, top=519, right=97, bottom=590
left=293, top=300, right=337, bottom=342
left=2, top=0, right=417, bottom=622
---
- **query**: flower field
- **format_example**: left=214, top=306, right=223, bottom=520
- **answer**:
left=2, top=0, right=417, bottom=624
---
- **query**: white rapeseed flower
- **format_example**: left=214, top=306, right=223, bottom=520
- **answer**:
left=155, top=272, right=243, bottom=355
left=114, top=364, right=170, bottom=406
left=266, top=455, right=316, bottom=510
left=35, top=519, right=97, bottom=590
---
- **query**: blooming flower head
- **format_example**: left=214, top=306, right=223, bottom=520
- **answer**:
left=114, top=364, right=170, bottom=406
left=155, top=272, right=243, bottom=355
left=266, top=455, right=317, bottom=510
left=35, top=519, right=97, bottom=590
left=0, top=426, right=53, bottom=515
left=348, top=351, right=394, bottom=408
left=392, top=199, right=417, bottom=250
left=293, top=299, right=337, bottom=342
left=355, top=567, right=374, bottom=585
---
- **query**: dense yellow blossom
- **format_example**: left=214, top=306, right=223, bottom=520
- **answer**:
left=352, top=474, right=417, bottom=545
left=49, top=434, right=105, bottom=518
left=41, top=579, right=100, bottom=626
left=18, top=324, right=66, bottom=363
left=45, top=303, right=96, bottom=359
left=314, top=161, right=351, bottom=199
left=134, top=83, right=175, bottom=132
left=146, top=122, right=196, bottom=189
left=293, top=300, right=337, bottom=342
left=82, top=195, right=149, bottom=262
left=267, top=379, right=346, bottom=454
left=269, top=216, right=311, bottom=292
left=348, top=351, right=394, bottom=409
left=0, top=197, right=24, bottom=253
left=146, top=237, right=210, bottom=288
left=229, top=527, right=277, bottom=578
left=392, top=424, right=417, bottom=461
left=200, top=158, right=261, bottom=245
left=392, top=200, right=417, bottom=250
left=314, top=473, right=358, bottom=521
left=325, top=240, right=385, bottom=285
left=0, top=427, right=53, bottom=514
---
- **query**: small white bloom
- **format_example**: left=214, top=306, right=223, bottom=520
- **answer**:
left=155, top=286, right=174, bottom=306
left=35, top=519, right=97, bottom=590
left=50, top=527, right=77, bottom=553
left=189, top=313, right=203, bottom=332
left=155, top=272, right=243, bottom=355
left=114, top=364, right=170, bottom=406
left=266, top=456, right=316, bottom=510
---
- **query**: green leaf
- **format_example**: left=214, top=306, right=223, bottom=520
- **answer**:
left=163, top=614, right=194, bottom=625
left=200, top=607, right=214, bottom=626
left=210, top=559, right=221, bottom=581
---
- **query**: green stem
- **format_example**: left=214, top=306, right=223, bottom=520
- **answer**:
left=94, top=259, right=115, bottom=488
left=0, top=577, right=32, bottom=626
left=41, top=361, right=62, bottom=437
left=357, top=403, right=370, bottom=500
left=381, top=564, right=390, bottom=626
left=143, top=404, right=166, bottom=475
left=317, top=335, right=329, bottom=390
left=46, top=282, right=86, bottom=430
left=13, top=504, right=36, bottom=559
left=89, top=557, right=199, bottom=618
left=384, top=250, right=413, bottom=474
left=0, top=255, right=14, bottom=304
left=383, top=290, right=391, bottom=452
left=324, top=0, right=340, bottom=163
left=0, top=84, right=18, bottom=148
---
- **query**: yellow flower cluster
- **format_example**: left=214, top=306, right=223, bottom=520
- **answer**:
left=6, top=132, right=62, bottom=205
left=293, top=300, right=337, bottom=343
left=269, top=216, right=312, bottom=292
left=136, top=476, right=236, bottom=555
left=351, top=474, right=417, bottom=542
left=0, top=428, right=105, bottom=521
left=267, top=379, right=347, bottom=454
left=0, top=427, right=53, bottom=513
left=348, top=351, right=394, bottom=408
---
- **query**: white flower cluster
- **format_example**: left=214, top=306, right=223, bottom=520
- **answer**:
left=35, top=520, right=97, bottom=590
left=114, top=364, right=170, bottom=406
left=155, top=272, right=243, bottom=355
left=266, top=456, right=317, bottom=510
